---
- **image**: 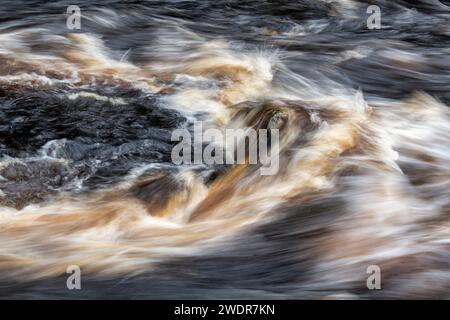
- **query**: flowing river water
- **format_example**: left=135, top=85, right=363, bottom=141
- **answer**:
left=0, top=0, right=449, bottom=298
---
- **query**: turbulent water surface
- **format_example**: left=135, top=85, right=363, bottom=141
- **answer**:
left=0, top=0, right=449, bottom=299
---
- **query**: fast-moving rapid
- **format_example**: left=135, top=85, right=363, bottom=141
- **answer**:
left=0, top=0, right=449, bottom=299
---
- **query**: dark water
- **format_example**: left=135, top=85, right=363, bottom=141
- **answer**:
left=0, top=0, right=449, bottom=299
